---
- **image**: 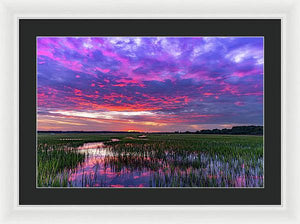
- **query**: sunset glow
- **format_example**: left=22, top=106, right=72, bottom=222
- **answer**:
left=37, top=37, right=263, bottom=132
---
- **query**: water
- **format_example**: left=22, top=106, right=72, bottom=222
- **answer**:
left=67, top=141, right=152, bottom=187
left=62, top=140, right=264, bottom=188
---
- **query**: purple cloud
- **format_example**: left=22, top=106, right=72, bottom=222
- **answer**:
left=37, top=37, right=263, bottom=132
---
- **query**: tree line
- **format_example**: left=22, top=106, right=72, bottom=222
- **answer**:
left=176, top=126, right=263, bottom=135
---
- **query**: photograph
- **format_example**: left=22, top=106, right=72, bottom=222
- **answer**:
left=37, top=36, right=264, bottom=188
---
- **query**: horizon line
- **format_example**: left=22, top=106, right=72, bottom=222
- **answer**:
left=37, top=125, right=263, bottom=133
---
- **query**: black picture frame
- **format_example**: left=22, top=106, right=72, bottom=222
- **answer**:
left=19, top=19, right=281, bottom=205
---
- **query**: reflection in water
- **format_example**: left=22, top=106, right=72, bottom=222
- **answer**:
left=111, top=138, right=120, bottom=142
left=67, top=143, right=152, bottom=187
left=61, top=140, right=263, bottom=188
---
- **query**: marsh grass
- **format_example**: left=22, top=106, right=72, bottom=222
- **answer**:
left=37, top=145, right=86, bottom=187
left=37, top=133, right=263, bottom=187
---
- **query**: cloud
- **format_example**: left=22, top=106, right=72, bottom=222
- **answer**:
left=37, top=37, right=264, bottom=131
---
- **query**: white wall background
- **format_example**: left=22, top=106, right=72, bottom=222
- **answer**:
left=0, top=0, right=299, bottom=223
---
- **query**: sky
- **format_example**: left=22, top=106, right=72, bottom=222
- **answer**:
left=37, top=37, right=263, bottom=132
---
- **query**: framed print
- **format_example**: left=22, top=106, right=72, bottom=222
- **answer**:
left=19, top=19, right=281, bottom=205
left=36, top=35, right=264, bottom=189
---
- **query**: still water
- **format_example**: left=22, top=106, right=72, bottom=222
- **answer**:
left=67, top=141, right=152, bottom=187
left=62, top=140, right=264, bottom=188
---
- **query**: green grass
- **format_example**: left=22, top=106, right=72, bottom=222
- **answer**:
left=37, top=146, right=85, bottom=187
left=37, top=133, right=138, bottom=187
left=37, top=133, right=263, bottom=187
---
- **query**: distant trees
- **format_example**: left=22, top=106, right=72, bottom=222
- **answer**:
left=174, top=126, right=263, bottom=135
left=195, top=126, right=263, bottom=135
